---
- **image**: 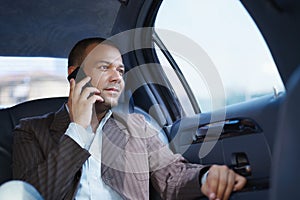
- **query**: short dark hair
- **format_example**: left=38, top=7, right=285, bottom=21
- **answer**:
left=68, top=37, right=118, bottom=68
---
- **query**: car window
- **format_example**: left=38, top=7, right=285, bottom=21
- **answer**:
left=154, top=0, right=285, bottom=113
left=0, top=57, right=68, bottom=108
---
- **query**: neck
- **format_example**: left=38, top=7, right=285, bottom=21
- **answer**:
left=90, top=111, right=107, bottom=132
left=90, top=103, right=110, bottom=132
left=96, top=111, right=107, bottom=122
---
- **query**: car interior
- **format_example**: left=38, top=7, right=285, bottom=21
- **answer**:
left=0, top=0, right=300, bottom=199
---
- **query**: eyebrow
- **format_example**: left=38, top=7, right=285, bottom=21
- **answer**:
left=97, top=60, right=125, bottom=68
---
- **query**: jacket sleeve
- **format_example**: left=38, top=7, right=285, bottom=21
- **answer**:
left=144, top=121, right=208, bottom=199
left=12, top=116, right=90, bottom=200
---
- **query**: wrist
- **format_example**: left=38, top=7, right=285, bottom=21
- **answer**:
left=199, top=166, right=211, bottom=186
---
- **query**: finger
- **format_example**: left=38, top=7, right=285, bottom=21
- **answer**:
left=87, top=93, right=104, bottom=104
left=69, top=78, right=75, bottom=99
left=77, top=76, right=92, bottom=88
left=201, top=183, right=216, bottom=200
left=68, top=78, right=76, bottom=107
left=67, top=78, right=76, bottom=121
left=80, top=87, right=101, bottom=100
left=206, top=165, right=219, bottom=199
left=233, top=174, right=247, bottom=191
left=223, top=170, right=235, bottom=200
left=73, top=76, right=91, bottom=97
left=216, top=166, right=229, bottom=200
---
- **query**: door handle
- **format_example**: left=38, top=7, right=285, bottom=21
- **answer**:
left=231, top=152, right=252, bottom=177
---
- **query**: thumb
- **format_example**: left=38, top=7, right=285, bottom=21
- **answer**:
left=233, top=174, right=247, bottom=191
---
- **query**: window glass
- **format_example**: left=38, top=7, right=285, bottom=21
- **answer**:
left=154, top=0, right=285, bottom=113
left=0, top=57, right=68, bottom=108
left=154, top=44, right=195, bottom=115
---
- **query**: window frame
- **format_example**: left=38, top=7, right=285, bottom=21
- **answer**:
left=152, top=0, right=285, bottom=113
left=152, top=31, right=201, bottom=114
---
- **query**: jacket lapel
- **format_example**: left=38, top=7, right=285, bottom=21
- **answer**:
left=49, top=104, right=71, bottom=142
left=49, top=106, right=130, bottom=174
left=101, top=113, right=130, bottom=174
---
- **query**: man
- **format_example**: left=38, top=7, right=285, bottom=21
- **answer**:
left=12, top=37, right=246, bottom=200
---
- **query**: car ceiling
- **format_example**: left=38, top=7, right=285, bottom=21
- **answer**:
left=240, top=0, right=300, bottom=84
left=0, top=0, right=299, bottom=83
left=0, top=0, right=122, bottom=58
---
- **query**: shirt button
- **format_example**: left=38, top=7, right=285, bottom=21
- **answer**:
left=105, top=175, right=113, bottom=183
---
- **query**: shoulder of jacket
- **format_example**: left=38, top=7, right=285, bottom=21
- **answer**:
left=16, top=111, right=55, bottom=130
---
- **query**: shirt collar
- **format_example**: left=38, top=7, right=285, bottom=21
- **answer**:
left=96, top=110, right=112, bottom=133
left=65, top=103, right=112, bottom=132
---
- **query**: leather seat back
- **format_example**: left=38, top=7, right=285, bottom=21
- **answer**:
left=0, top=97, right=67, bottom=184
left=270, top=67, right=300, bottom=199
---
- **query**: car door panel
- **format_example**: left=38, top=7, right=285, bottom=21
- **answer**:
left=168, top=93, right=284, bottom=197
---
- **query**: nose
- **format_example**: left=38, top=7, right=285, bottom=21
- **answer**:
left=109, top=68, right=122, bottom=83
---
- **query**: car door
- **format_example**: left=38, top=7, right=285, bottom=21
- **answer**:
left=111, top=0, right=299, bottom=199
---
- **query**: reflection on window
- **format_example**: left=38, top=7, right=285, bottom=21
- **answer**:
left=0, top=57, right=68, bottom=108
left=155, top=0, right=285, bottom=113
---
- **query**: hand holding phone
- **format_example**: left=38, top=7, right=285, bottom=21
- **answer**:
left=68, top=67, right=96, bottom=97
left=67, top=67, right=103, bottom=128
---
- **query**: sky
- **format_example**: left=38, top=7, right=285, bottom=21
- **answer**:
left=0, top=57, right=67, bottom=77
left=154, top=0, right=285, bottom=99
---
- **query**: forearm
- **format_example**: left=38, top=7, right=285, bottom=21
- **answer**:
left=151, top=156, right=206, bottom=200
left=146, top=127, right=206, bottom=199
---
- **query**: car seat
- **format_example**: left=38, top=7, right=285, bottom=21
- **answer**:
left=0, top=97, right=68, bottom=184
left=270, top=66, right=300, bottom=199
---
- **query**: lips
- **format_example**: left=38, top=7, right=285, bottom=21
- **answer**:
left=103, top=86, right=120, bottom=93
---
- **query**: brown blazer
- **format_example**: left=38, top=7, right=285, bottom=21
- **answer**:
left=12, top=105, right=206, bottom=200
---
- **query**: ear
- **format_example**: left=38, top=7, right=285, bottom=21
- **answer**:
left=68, top=66, right=77, bottom=75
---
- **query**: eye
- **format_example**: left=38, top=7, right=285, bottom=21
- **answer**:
left=118, top=68, right=125, bottom=76
left=98, top=65, right=108, bottom=70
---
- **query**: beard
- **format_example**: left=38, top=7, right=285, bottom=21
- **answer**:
left=94, top=94, right=120, bottom=114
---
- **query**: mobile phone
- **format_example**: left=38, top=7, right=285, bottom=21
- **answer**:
left=67, top=67, right=92, bottom=87
left=67, top=67, right=96, bottom=101
left=67, top=67, right=102, bottom=100
left=68, top=67, right=86, bottom=81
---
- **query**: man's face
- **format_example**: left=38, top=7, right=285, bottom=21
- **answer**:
left=82, top=43, right=125, bottom=108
